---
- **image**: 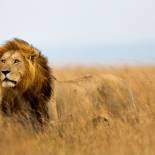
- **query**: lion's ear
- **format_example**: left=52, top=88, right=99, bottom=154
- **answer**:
left=0, top=47, right=4, bottom=58
left=28, top=51, right=39, bottom=62
left=0, top=46, right=3, bottom=52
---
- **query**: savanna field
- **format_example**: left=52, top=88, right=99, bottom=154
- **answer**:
left=0, top=66, right=155, bottom=155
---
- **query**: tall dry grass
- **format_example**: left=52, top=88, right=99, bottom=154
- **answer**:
left=0, top=66, right=155, bottom=155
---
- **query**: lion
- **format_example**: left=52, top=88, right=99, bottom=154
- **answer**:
left=55, top=74, right=137, bottom=125
left=0, top=38, right=58, bottom=130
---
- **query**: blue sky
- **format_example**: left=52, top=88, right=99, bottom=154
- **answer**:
left=0, top=0, right=155, bottom=65
left=43, top=43, right=155, bottom=65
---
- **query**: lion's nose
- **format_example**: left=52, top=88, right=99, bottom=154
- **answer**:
left=1, top=70, right=10, bottom=75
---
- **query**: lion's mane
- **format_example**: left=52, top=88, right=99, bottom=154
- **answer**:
left=0, top=39, right=54, bottom=129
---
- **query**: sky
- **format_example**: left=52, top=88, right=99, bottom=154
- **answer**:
left=0, top=0, right=155, bottom=65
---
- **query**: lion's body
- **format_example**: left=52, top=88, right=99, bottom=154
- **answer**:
left=0, top=39, right=136, bottom=130
left=0, top=39, right=57, bottom=130
left=55, top=74, right=136, bottom=124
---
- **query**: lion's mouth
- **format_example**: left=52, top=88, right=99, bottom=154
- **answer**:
left=3, top=78, right=17, bottom=85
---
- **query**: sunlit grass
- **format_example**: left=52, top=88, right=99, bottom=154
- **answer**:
left=0, top=66, right=155, bottom=155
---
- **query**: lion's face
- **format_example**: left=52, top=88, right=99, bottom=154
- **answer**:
left=0, top=51, right=26, bottom=88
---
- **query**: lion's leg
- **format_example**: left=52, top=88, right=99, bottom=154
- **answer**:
left=48, top=96, right=58, bottom=122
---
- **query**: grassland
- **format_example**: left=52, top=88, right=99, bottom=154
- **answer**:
left=0, top=66, right=155, bottom=155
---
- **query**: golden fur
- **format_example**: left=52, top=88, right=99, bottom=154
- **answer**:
left=0, top=39, right=57, bottom=130
left=55, top=75, right=136, bottom=124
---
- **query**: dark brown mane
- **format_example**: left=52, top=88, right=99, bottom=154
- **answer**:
left=0, top=38, right=54, bottom=130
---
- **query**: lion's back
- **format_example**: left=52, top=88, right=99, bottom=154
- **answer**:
left=55, top=74, right=136, bottom=123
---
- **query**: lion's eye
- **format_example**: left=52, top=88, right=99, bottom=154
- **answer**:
left=14, top=59, right=21, bottom=64
left=1, top=59, right=6, bottom=63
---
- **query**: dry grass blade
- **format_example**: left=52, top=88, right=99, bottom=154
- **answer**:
left=0, top=66, right=155, bottom=155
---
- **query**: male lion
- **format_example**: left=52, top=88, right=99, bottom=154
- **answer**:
left=0, top=39, right=57, bottom=130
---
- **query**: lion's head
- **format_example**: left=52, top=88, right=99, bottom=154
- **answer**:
left=0, top=39, right=51, bottom=93
left=0, top=39, right=55, bottom=129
